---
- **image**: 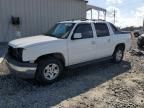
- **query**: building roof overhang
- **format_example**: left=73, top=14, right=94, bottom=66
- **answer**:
left=87, top=4, right=106, bottom=12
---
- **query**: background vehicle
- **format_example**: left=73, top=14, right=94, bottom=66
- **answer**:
left=6, top=20, right=132, bottom=84
left=137, top=34, right=144, bottom=48
left=134, top=31, right=140, bottom=37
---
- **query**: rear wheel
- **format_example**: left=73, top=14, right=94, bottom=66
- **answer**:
left=35, top=58, right=64, bottom=84
left=112, top=46, right=124, bottom=63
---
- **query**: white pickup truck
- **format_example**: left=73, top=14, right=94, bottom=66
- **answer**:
left=6, top=20, right=131, bottom=83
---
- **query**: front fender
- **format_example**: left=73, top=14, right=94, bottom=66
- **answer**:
left=22, top=41, right=69, bottom=66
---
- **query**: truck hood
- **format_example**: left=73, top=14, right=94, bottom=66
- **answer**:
left=9, top=35, right=60, bottom=48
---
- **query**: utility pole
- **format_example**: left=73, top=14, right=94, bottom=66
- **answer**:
left=143, top=18, right=144, bottom=31
left=113, top=9, right=116, bottom=24
left=91, top=9, right=93, bottom=20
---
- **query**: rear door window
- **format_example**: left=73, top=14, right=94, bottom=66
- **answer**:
left=94, top=23, right=110, bottom=37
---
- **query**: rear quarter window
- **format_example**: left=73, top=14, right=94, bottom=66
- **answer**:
left=110, top=23, right=121, bottom=34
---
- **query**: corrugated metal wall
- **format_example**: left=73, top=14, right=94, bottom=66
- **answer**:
left=0, top=0, right=86, bottom=42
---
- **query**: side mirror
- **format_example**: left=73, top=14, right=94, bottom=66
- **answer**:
left=72, top=33, right=82, bottom=40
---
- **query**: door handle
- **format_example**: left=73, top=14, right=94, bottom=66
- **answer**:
left=108, top=39, right=111, bottom=42
left=91, top=41, right=96, bottom=45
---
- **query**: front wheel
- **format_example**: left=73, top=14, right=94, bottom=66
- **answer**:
left=35, top=58, right=64, bottom=84
left=112, top=46, right=124, bottom=63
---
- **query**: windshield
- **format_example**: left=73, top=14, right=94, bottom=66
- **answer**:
left=45, top=23, right=75, bottom=39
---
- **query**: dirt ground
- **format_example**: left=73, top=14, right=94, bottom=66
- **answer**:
left=0, top=50, right=144, bottom=108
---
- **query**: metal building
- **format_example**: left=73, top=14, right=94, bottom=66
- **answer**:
left=0, top=0, right=87, bottom=42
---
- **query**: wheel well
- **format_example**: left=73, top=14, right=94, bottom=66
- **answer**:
left=35, top=53, right=65, bottom=66
left=114, top=43, right=125, bottom=52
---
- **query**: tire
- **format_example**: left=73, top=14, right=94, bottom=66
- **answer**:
left=112, top=46, right=124, bottom=63
left=35, top=58, right=64, bottom=84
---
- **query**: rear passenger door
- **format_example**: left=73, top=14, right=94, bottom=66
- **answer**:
left=94, top=23, right=114, bottom=58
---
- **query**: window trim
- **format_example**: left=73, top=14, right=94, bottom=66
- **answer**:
left=71, top=23, right=94, bottom=40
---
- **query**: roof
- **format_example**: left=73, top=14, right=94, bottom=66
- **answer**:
left=87, top=5, right=106, bottom=12
left=59, top=19, right=108, bottom=23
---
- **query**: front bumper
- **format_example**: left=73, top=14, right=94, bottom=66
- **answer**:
left=6, top=55, right=37, bottom=79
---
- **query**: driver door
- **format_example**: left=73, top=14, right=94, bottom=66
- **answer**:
left=68, top=23, right=96, bottom=66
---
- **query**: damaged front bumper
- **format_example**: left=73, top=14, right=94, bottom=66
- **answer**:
left=5, top=55, right=37, bottom=79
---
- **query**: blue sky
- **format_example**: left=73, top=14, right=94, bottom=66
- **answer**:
left=87, top=0, right=144, bottom=27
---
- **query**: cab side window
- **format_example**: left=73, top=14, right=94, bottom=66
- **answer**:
left=73, top=24, right=93, bottom=39
left=94, top=23, right=110, bottom=37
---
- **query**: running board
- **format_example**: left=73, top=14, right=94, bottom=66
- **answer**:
left=67, top=56, right=113, bottom=69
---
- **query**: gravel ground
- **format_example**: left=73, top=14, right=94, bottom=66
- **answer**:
left=0, top=50, right=144, bottom=108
